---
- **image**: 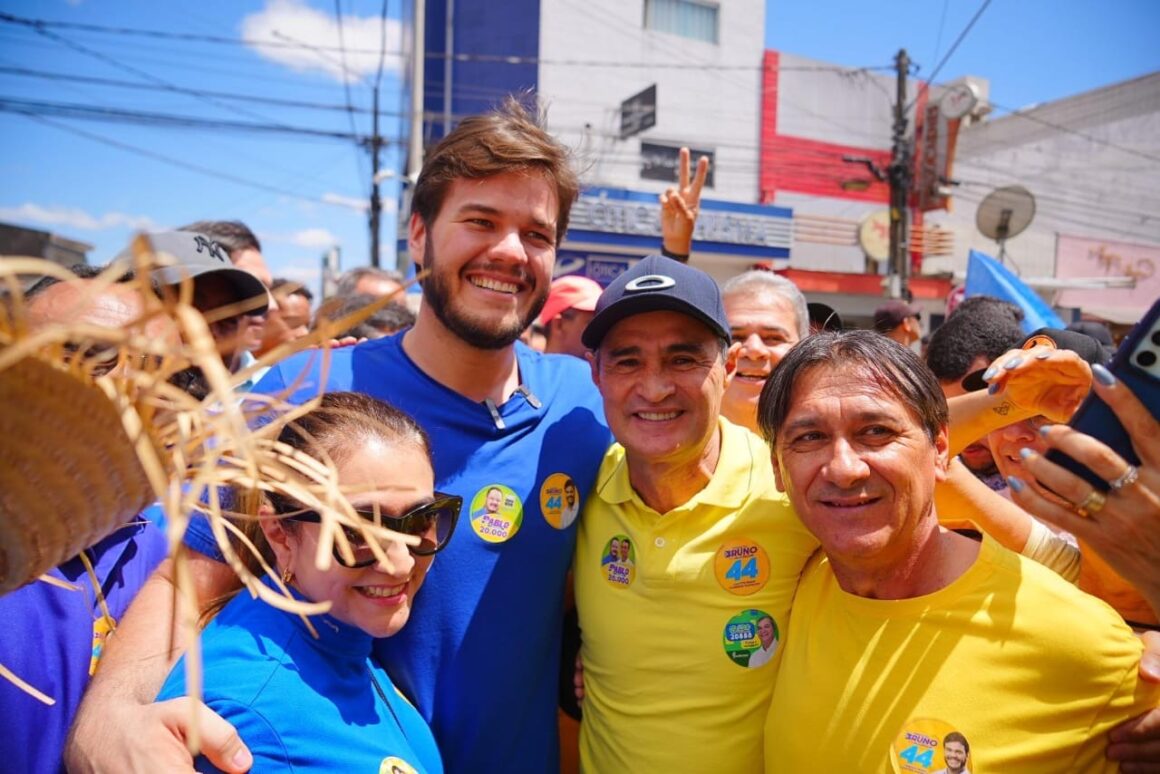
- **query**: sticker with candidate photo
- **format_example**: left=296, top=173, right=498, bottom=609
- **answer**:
left=722, top=609, right=778, bottom=669
left=540, top=472, right=581, bottom=530
left=469, top=484, right=523, bottom=543
left=713, top=539, right=770, bottom=596
left=378, top=757, right=418, bottom=774
left=601, top=533, right=636, bottom=588
left=891, top=718, right=968, bottom=773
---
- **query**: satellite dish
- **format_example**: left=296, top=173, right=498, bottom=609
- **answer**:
left=976, top=186, right=1036, bottom=267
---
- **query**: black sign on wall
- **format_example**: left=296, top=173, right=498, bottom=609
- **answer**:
left=620, top=84, right=657, bottom=139
left=640, top=142, right=716, bottom=188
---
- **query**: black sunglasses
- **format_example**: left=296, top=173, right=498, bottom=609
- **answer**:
left=287, top=493, right=462, bottom=566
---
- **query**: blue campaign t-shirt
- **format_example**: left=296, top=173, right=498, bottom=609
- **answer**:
left=0, top=519, right=168, bottom=774
left=158, top=577, right=442, bottom=774
left=187, top=334, right=611, bottom=772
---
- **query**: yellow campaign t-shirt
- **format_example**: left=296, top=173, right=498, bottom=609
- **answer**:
left=765, top=537, right=1160, bottom=773
left=576, top=419, right=818, bottom=772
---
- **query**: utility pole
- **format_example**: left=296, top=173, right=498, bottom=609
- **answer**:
left=888, top=48, right=912, bottom=301
left=368, top=88, right=383, bottom=268
left=841, top=48, right=914, bottom=300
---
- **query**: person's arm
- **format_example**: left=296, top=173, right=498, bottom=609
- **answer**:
left=946, top=345, right=1091, bottom=457
left=659, top=147, right=709, bottom=261
left=935, top=459, right=1033, bottom=548
left=65, top=553, right=247, bottom=773
left=1108, top=631, right=1160, bottom=768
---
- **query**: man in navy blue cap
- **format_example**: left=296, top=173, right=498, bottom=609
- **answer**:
left=573, top=254, right=818, bottom=772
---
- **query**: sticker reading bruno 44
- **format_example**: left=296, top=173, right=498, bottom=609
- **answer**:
left=891, top=718, right=970, bottom=773
left=540, top=472, right=580, bottom=529
left=713, top=539, right=770, bottom=595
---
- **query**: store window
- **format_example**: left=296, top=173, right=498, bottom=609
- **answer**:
left=643, top=0, right=719, bottom=44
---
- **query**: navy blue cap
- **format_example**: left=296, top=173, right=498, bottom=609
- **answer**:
left=581, top=254, right=729, bottom=349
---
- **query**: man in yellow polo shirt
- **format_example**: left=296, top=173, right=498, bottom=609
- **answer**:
left=573, top=254, right=818, bottom=771
left=759, top=330, right=1160, bottom=771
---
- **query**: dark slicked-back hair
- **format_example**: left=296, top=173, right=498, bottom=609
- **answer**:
left=757, top=330, right=948, bottom=447
left=944, top=731, right=970, bottom=754
left=411, top=96, right=578, bottom=244
left=179, top=220, right=261, bottom=255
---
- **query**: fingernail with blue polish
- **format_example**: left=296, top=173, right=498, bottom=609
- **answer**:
left=1093, top=363, right=1116, bottom=387
left=1007, top=476, right=1026, bottom=492
left=1019, top=447, right=1034, bottom=460
left=1035, top=350, right=1052, bottom=360
left=987, top=382, right=1001, bottom=395
left=1003, top=356, right=1024, bottom=370
left=982, top=366, right=998, bottom=381
left=1038, top=424, right=1053, bottom=437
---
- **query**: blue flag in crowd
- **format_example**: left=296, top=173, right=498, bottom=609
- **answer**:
left=964, top=249, right=1065, bottom=334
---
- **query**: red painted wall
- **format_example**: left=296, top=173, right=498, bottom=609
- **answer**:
left=759, top=51, right=891, bottom=206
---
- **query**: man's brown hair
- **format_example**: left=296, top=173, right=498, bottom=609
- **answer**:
left=411, top=95, right=578, bottom=244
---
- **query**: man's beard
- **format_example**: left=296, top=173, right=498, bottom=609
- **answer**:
left=421, top=233, right=547, bottom=350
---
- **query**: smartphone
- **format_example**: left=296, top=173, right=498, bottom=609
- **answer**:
left=1046, top=298, right=1160, bottom=491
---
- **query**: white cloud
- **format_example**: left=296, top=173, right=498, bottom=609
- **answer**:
left=290, top=227, right=340, bottom=249
left=241, top=0, right=403, bottom=84
left=0, top=203, right=160, bottom=232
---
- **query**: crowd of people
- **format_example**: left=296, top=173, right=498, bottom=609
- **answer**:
left=2, top=96, right=1159, bottom=774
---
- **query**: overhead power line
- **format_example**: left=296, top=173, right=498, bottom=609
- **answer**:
left=0, top=65, right=388, bottom=115
left=0, top=11, right=887, bottom=73
left=0, top=96, right=365, bottom=141
left=907, top=0, right=992, bottom=111
left=19, top=113, right=354, bottom=208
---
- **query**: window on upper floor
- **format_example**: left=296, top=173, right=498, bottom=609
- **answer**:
left=643, top=0, right=719, bottom=45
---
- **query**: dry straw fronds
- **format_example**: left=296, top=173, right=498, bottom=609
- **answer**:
left=0, top=234, right=418, bottom=753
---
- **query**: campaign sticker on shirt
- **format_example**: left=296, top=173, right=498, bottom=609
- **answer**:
left=601, top=534, right=636, bottom=588
left=469, top=484, right=523, bottom=543
left=722, top=609, right=778, bottom=669
left=540, top=472, right=581, bottom=530
left=379, top=757, right=419, bottom=774
left=891, top=718, right=968, bottom=773
left=713, top=539, right=771, bottom=596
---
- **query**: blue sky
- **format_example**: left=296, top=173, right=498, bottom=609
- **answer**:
left=1, top=0, right=1156, bottom=290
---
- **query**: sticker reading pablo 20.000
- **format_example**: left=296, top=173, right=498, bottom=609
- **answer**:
left=601, top=534, right=636, bottom=588
left=469, top=483, right=523, bottom=543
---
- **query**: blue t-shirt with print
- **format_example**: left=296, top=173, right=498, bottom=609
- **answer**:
left=187, top=334, right=611, bottom=772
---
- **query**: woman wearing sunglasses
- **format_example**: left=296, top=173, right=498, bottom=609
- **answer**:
left=157, top=392, right=460, bottom=773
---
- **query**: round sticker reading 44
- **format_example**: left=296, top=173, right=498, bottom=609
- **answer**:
left=713, top=540, right=771, bottom=596
left=891, top=718, right=966, bottom=774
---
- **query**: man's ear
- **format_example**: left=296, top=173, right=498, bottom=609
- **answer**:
left=408, top=213, right=427, bottom=269
left=933, top=425, right=951, bottom=483
left=586, top=350, right=600, bottom=388
left=771, top=450, right=787, bottom=493
left=723, top=341, right=739, bottom=379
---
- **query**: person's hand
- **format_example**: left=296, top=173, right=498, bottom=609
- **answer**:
left=66, top=697, right=251, bottom=774
left=982, top=344, right=1092, bottom=422
left=325, top=336, right=364, bottom=349
left=573, top=651, right=585, bottom=706
left=1007, top=365, right=1160, bottom=617
left=659, top=147, right=709, bottom=258
left=1108, top=631, right=1160, bottom=769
